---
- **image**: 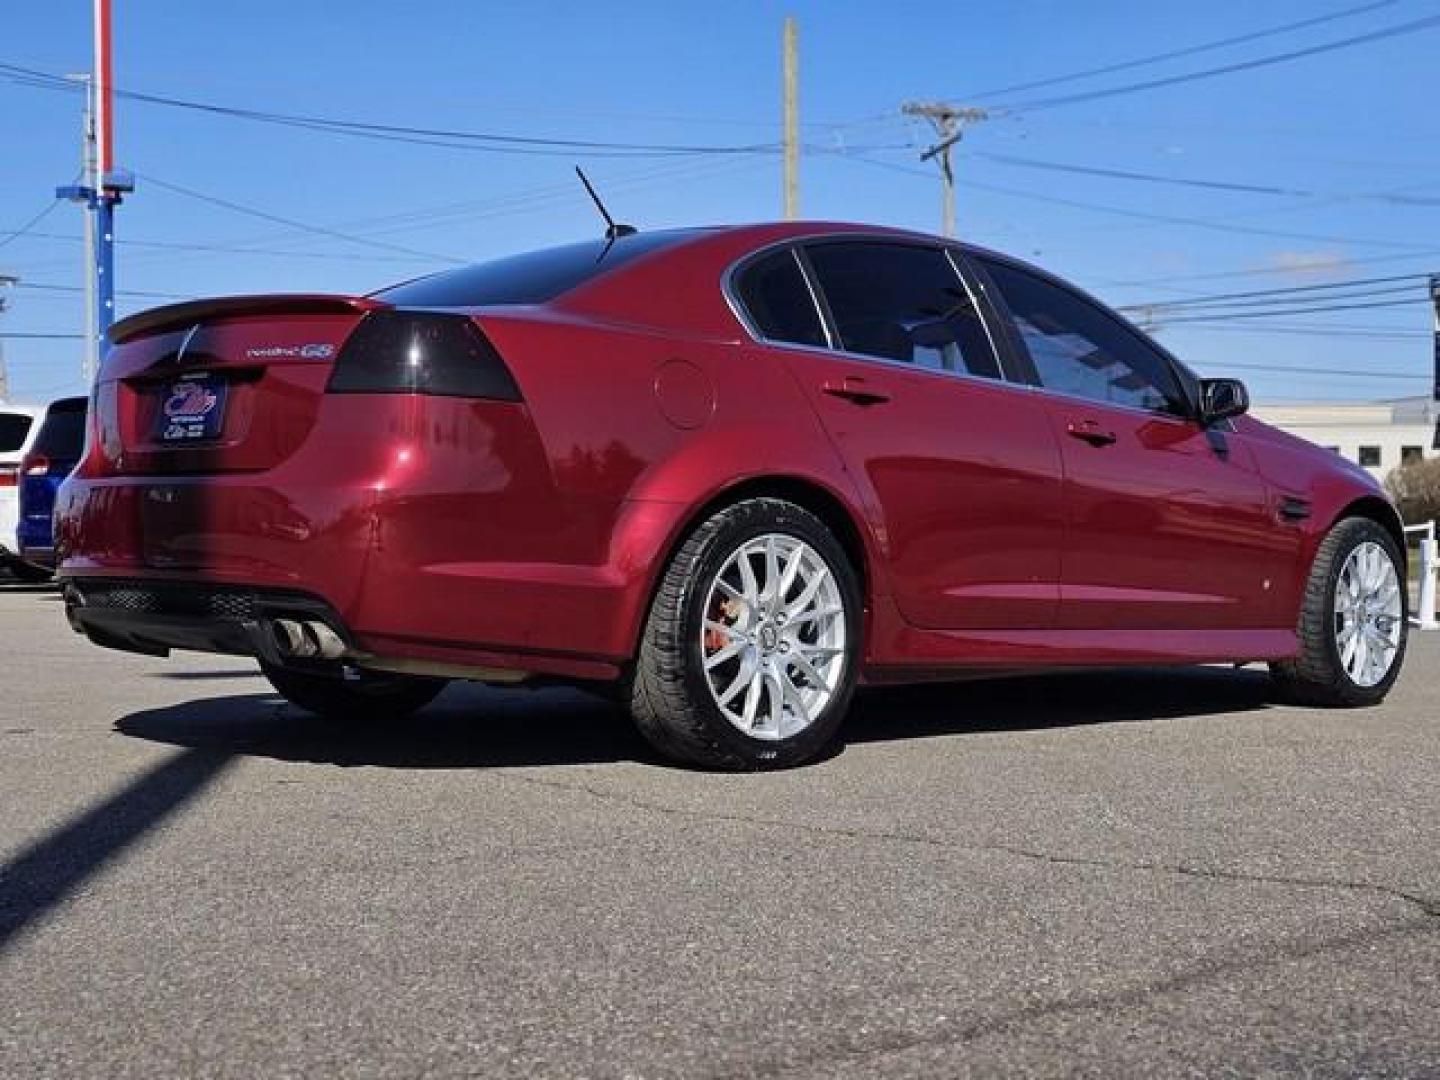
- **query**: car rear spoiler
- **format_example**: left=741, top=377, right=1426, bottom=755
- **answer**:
left=108, top=294, right=387, bottom=345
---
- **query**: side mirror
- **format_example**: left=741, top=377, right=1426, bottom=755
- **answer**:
left=1198, top=378, right=1249, bottom=424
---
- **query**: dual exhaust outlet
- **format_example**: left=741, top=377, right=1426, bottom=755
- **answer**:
left=268, top=617, right=347, bottom=661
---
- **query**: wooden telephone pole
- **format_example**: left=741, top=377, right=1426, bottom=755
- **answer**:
left=901, top=101, right=987, bottom=237
left=783, top=17, right=799, bottom=220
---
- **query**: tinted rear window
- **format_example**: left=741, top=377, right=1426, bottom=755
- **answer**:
left=33, top=399, right=88, bottom=458
left=806, top=242, right=1001, bottom=378
left=734, top=248, right=827, bottom=347
left=374, top=231, right=695, bottom=307
left=0, top=412, right=33, bottom=452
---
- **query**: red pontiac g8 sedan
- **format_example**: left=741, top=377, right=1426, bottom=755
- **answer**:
left=55, top=222, right=1409, bottom=769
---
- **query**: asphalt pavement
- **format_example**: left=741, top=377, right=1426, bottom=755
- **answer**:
left=1, top=580, right=1437, bottom=1078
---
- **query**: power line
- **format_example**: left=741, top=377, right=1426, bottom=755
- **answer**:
left=1151, top=295, right=1429, bottom=323
left=0, top=194, right=65, bottom=252
left=1158, top=282, right=1423, bottom=312
left=964, top=149, right=1440, bottom=207
left=1196, top=359, right=1428, bottom=381
left=995, top=13, right=1440, bottom=113
left=1169, top=322, right=1428, bottom=340
left=961, top=1, right=1398, bottom=101
left=12, top=280, right=189, bottom=300
left=1119, top=274, right=1430, bottom=312
left=840, top=152, right=1434, bottom=251
left=1117, top=272, right=1422, bottom=311
left=971, top=151, right=1311, bottom=197
left=0, top=60, right=785, bottom=159
left=1, top=228, right=442, bottom=264
left=1099, top=249, right=1440, bottom=289
left=135, top=173, right=466, bottom=264
left=0, top=332, right=85, bottom=340
left=309, top=153, right=763, bottom=240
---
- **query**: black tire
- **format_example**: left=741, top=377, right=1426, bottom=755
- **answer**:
left=261, top=662, right=447, bottom=722
left=1270, top=516, right=1408, bottom=707
left=629, top=497, right=863, bottom=770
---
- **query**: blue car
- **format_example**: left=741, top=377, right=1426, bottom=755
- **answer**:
left=16, top=396, right=88, bottom=576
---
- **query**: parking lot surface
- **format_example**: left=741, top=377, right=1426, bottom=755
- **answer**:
left=0, top=580, right=1436, bottom=1078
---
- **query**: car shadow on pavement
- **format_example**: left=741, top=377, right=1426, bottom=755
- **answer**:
left=116, top=684, right=660, bottom=769
left=115, top=666, right=1276, bottom=771
left=845, top=665, right=1275, bottom=744
left=3, top=666, right=1276, bottom=954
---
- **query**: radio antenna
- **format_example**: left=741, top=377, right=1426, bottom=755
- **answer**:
left=575, top=167, right=637, bottom=241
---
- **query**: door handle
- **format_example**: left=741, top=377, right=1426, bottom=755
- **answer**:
left=822, top=377, right=891, bottom=407
left=1066, top=419, right=1117, bottom=446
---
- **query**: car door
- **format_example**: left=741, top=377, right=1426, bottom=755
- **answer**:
left=732, top=240, right=1064, bottom=630
left=972, top=254, right=1295, bottom=631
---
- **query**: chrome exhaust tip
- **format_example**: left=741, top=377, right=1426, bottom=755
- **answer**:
left=270, top=618, right=315, bottom=658
left=269, top=617, right=347, bottom=661
left=305, top=621, right=347, bottom=660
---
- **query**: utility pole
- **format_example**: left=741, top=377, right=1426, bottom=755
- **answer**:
left=1431, top=273, right=1439, bottom=403
left=56, top=0, right=132, bottom=385
left=0, top=274, right=16, bottom=402
left=782, top=17, right=800, bottom=220
left=901, top=101, right=987, bottom=237
left=1431, top=274, right=1439, bottom=450
left=67, top=74, right=100, bottom=384
left=1130, top=305, right=1162, bottom=334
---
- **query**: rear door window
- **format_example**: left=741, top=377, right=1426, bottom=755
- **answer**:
left=0, top=412, right=33, bottom=453
left=804, top=242, right=1001, bottom=378
left=733, top=249, right=828, bottom=348
left=33, top=399, right=88, bottom=459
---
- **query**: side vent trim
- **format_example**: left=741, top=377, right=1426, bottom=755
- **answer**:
left=1278, top=496, right=1312, bottom=523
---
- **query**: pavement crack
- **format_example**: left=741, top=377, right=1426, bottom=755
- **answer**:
left=495, top=771, right=1440, bottom=919
left=738, top=917, right=1440, bottom=1079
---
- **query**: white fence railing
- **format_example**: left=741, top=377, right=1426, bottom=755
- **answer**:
left=1406, top=521, right=1438, bottom=630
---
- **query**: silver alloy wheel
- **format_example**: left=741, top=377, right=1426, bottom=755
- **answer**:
left=699, top=532, right=848, bottom=741
left=1333, top=540, right=1403, bottom=688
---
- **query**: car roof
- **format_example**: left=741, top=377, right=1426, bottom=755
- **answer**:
left=638, top=220, right=1009, bottom=257
left=543, top=221, right=1043, bottom=340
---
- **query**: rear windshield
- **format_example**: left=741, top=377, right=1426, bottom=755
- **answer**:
left=33, top=398, right=87, bottom=459
left=374, top=230, right=695, bottom=307
left=0, top=412, right=33, bottom=453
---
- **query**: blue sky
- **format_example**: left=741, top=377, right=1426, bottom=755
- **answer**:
left=1, top=0, right=1437, bottom=404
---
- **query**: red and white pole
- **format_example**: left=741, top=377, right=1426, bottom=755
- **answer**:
left=94, top=0, right=114, bottom=179
left=93, top=0, right=118, bottom=342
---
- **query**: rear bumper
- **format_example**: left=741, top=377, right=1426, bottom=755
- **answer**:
left=63, top=579, right=352, bottom=662
left=61, top=576, right=624, bottom=681
left=55, top=428, right=683, bottom=679
left=17, top=515, right=56, bottom=561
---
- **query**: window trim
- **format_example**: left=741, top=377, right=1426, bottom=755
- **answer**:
left=964, top=250, right=1204, bottom=423
left=722, top=233, right=1012, bottom=385
left=722, top=243, right=833, bottom=350
left=789, top=247, right=837, bottom=350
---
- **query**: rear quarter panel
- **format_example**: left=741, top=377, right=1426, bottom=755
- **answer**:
left=358, top=309, right=874, bottom=661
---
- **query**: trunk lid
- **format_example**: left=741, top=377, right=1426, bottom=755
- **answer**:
left=98, top=294, right=383, bottom=475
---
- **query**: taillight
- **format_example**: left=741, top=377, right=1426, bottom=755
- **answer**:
left=0, top=465, right=16, bottom=488
left=21, top=454, right=50, bottom=477
left=326, top=311, right=522, bottom=401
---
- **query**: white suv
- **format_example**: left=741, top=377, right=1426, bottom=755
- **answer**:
left=1, top=405, right=42, bottom=568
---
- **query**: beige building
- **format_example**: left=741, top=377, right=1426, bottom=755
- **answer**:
left=1250, top=396, right=1439, bottom=481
